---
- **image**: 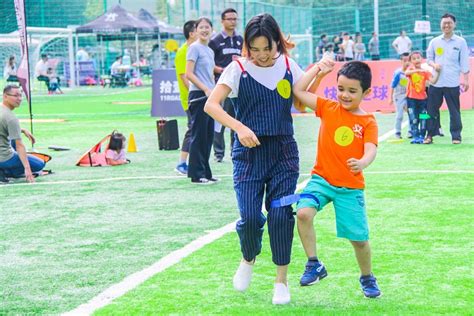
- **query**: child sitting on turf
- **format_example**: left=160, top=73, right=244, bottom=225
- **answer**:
left=293, top=59, right=382, bottom=298
left=404, top=51, right=440, bottom=144
left=106, top=131, right=129, bottom=166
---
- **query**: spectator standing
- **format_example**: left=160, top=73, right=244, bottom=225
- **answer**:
left=389, top=52, right=410, bottom=139
left=424, top=13, right=470, bottom=145
left=341, top=32, right=355, bottom=61
left=392, top=30, right=412, bottom=57
left=174, top=20, right=197, bottom=175
left=316, top=34, right=328, bottom=61
left=368, top=32, right=380, bottom=60
left=208, top=8, right=243, bottom=163
left=185, top=17, right=216, bottom=184
left=354, top=35, right=366, bottom=61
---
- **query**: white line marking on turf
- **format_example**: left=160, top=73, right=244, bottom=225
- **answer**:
left=2, top=174, right=233, bottom=188
left=57, top=122, right=468, bottom=315
left=63, top=179, right=311, bottom=315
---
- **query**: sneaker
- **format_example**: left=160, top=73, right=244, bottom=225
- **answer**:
left=416, top=136, right=425, bottom=144
left=0, top=170, right=9, bottom=184
left=300, top=260, right=327, bottom=286
left=191, top=178, right=213, bottom=185
left=272, top=283, right=290, bottom=305
left=360, top=274, right=382, bottom=298
left=233, top=260, right=254, bottom=292
left=208, top=177, right=220, bottom=182
left=174, top=162, right=188, bottom=176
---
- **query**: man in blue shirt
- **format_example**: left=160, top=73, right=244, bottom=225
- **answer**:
left=424, top=13, right=470, bottom=144
left=208, top=8, right=243, bottom=162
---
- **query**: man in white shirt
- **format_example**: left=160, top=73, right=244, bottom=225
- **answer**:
left=341, top=32, right=354, bottom=61
left=392, top=30, right=412, bottom=56
left=35, top=54, right=50, bottom=90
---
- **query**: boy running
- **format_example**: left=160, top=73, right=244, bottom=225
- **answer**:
left=293, top=60, right=382, bottom=298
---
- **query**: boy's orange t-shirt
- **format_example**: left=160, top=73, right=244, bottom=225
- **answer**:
left=406, top=67, right=431, bottom=100
left=312, top=97, right=378, bottom=189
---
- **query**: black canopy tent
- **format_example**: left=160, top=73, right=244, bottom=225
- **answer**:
left=75, top=5, right=158, bottom=77
left=137, top=8, right=181, bottom=35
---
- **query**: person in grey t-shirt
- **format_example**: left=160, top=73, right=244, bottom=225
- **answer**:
left=185, top=17, right=217, bottom=184
left=0, top=85, right=45, bottom=183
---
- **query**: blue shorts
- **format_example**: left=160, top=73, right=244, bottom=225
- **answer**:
left=296, top=174, right=369, bottom=241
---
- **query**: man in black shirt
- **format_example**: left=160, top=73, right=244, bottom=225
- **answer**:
left=208, top=8, right=243, bottom=162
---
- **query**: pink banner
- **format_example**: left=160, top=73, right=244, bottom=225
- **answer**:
left=13, top=0, right=30, bottom=101
left=312, top=58, right=473, bottom=113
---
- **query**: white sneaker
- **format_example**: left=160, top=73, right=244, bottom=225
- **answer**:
left=272, top=283, right=290, bottom=305
left=233, top=260, right=253, bottom=292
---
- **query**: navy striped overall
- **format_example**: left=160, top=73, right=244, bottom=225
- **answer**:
left=233, top=56, right=299, bottom=266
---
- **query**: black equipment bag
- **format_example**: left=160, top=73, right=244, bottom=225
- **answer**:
left=157, top=119, right=179, bottom=150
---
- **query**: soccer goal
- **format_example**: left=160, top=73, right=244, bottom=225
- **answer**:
left=0, top=26, right=76, bottom=89
left=289, top=33, right=314, bottom=70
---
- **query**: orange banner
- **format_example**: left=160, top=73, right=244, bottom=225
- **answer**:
left=313, top=58, right=473, bottom=113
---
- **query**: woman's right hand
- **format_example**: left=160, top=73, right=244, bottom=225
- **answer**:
left=236, top=124, right=260, bottom=148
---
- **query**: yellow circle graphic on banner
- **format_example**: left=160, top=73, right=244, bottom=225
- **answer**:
left=334, top=126, right=354, bottom=147
left=276, top=79, right=291, bottom=99
left=411, top=73, right=422, bottom=84
left=399, top=77, right=408, bottom=87
left=165, top=39, right=179, bottom=52
left=435, top=47, right=444, bottom=56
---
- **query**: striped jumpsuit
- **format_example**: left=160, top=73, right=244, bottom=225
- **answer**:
left=233, top=56, right=299, bottom=266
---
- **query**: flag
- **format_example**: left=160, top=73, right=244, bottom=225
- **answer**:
left=13, top=0, right=30, bottom=102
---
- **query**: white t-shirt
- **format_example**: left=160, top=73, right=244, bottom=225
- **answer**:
left=217, top=55, right=304, bottom=98
left=392, top=36, right=412, bottom=54
left=34, top=60, right=48, bottom=77
left=342, top=39, right=355, bottom=58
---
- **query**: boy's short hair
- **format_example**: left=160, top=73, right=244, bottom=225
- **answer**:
left=400, top=52, right=410, bottom=59
left=337, top=61, right=372, bottom=92
left=409, top=50, right=422, bottom=60
left=183, top=20, right=195, bottom=40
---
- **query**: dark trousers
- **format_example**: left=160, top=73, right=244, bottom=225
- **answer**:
left=426, top=86, right=462, bottom=141
left=233, top=136, right=299, bottom=266
left=407, top=97, right=428, bottom=139
left=187, top=90, right=214, bottom=180
left=213, top=98, right=235, bottom=159
left=181, top=110, right=192, bottom=153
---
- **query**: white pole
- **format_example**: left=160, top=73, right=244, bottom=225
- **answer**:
left=74, top=32, right=79, bottom=87
left=135, top=32, right=140, bottom=79
left=374, top=0, right=379, bottom=37
left=68, top=30, right=76, bottom=88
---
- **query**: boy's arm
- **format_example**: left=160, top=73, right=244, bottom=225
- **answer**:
left=293, top=58, right=334, bottom=111
left=429, top=69, right=441, bottom=85
left=346, top=143, right=377, bottom=174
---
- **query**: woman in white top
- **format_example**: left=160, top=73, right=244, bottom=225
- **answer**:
left=3, top=56, right=18, bottom=82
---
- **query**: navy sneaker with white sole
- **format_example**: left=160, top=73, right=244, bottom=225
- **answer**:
left=300, top=260, right=327, bottom=286
left=360, top=274, right=382, bottom=298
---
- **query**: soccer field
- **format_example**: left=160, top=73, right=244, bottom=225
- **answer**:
left=1, top=87, right=473, bottom=314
